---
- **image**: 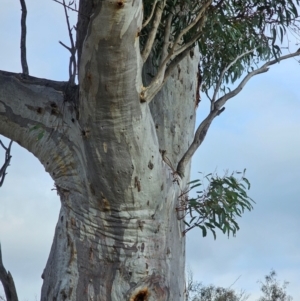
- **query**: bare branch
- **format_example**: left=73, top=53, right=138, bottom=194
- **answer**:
left=19, top=0, right=29, bottom=76
left=215, top=50, right=300, bottom=109
left=212, top=48, right=256, bottom=105
left=61, top=0, right=77, bottom=84
left=141, top=0, right=166, bottom=63
left=142, top=0, right=158, bottom=29
left=176, top=108, right=222, bottom=177
left=176, top=49, right=300, bottom=178
left=53, top=0, right=80, bottom=14
left=0, top=140, right=12, bottom=187
left=59, top=40, right=72, bottom=52
left=0, top=244, right=19, bottom=301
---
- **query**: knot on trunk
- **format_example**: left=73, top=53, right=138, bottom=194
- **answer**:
left=130, top=288, right=149, bottom=301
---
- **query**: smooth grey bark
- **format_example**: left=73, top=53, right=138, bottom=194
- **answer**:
left=0, top=1, right=199, bottom=300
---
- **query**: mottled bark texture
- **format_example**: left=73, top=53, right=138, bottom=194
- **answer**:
left=0, top=1, right=199, bottom=300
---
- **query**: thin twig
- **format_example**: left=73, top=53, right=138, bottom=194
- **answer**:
left=0, top=140, right=13, bottom=187
left=228, top=275, right=242, bottom=289
left=59, top=40, right=72, bottom=52
left=142, top=0, right=158, bottom=29
left=141, top=0, right=166, bottom=62
left=53, top=0, right=79, bottom=13
left=212, top=49, right=256, bottom=105
left=61, top=0, right=77, bottom=84
left=19, top=0, right=29, bottom=75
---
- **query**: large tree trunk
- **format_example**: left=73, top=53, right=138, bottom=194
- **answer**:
left=0, top=1, right=199, bottom=300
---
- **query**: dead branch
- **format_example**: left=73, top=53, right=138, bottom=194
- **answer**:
left=53, top=0, right=79, bottom=13
left=0, top=140, right=13, bottom=187
left=0, top=244, right=19, bottom=301
left=19, top=0, right=29, bottom=76
left=60, top=0, right=77, bottom=85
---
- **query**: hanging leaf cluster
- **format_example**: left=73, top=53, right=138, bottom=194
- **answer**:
left=142, top=0, right=300, bottom=91
left=178, top=170, right=254, bottom=239
left=198, top=0, right=300, bottom=93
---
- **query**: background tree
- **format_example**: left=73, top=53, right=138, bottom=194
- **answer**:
left=257, top=270, right=293, bottom=301
left=185, top=270, right=293, bottom=301
left=0, top=0, right=299, bottom=300
left=186, top=270, right=249, bottom=301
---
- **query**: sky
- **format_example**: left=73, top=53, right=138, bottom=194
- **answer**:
left=0, top=1, right=300, bottom=301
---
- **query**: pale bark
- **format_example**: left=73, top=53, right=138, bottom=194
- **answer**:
left=0, top=1, right=200, bottom=300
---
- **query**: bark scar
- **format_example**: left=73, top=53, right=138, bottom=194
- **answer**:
left=134, top=176, right=141, bottom=192
left=130, top=288, right=149, bottom=301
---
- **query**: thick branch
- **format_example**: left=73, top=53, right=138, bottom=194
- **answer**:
left=0, top=71, right=69, bottom=155
left=0, top=140, right=12, bottom=187
left=19, top=0, right=29, bottom=75
left=0, top=70, right=66, bottom=91
left=176, top=50, right=300, bottom=177
left=176, top=108, right=222, bottom=177
left=140, top=46, right=192, bottom=103
left=0, top=244, right=19, bottom=301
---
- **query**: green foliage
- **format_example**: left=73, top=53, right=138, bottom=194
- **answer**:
left=142, top=0, right=300, bottom=91
left=197, top=0, right=300, bottom=93
left=178, top=170, right=254, bottom=238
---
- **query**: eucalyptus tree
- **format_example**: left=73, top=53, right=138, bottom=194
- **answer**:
left=0, top=0, right=299, bottom=300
